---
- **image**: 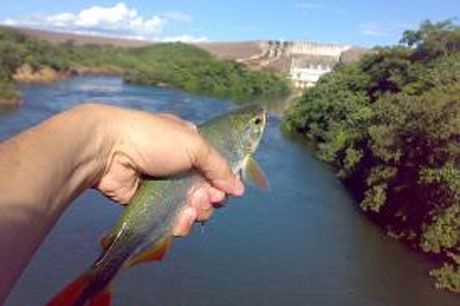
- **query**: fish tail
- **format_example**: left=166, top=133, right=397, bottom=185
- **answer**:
left=46, top=269, right=114, bottom=306
left=88, top=285, right=112, bottom=306
left=46, top=272, right=92, bottom=306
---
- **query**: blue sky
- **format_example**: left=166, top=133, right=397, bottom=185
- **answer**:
left=0, top=1, right=458, bottom=46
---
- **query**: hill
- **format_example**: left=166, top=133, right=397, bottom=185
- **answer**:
left=0, top=27, right=290, bottom=106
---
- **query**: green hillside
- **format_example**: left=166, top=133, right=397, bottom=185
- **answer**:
left=0, top=28, right=289, bottom=106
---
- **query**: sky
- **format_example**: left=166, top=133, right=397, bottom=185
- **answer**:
left=0, top=1, right=458, bottom=46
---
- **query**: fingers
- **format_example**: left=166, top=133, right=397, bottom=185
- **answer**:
left=208, top=187, right=226, bottom=204
left=173, top=185, right=227, bottom=237
left=190, top=189, right=212, bottom=220
left=100, top=107, right=244, bottom=212
left=172, top=207, right=197, bottom=236
left=189, top=137, right=244, bottom=196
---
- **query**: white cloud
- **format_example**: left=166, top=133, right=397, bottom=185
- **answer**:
left=0, top=2, right=201, bottom=41
left=3, top=18, right=18, bottom=26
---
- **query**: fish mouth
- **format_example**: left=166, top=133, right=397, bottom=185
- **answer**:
left=252, top=104, right=266, bottom=117
left=237, top=103, right=266, bottom=116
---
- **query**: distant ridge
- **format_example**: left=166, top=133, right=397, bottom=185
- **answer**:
left=4, top=26, right=366, bottom=80
left=5, top=26, right=153, bottom=47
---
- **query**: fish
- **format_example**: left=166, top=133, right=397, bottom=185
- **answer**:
left=47, top=104, right=269, bottom=306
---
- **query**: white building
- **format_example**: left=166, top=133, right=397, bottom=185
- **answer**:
left=289, top=56, right=337, bottom=88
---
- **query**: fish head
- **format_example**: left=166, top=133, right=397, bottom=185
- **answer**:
left=228, top=104, right=267, bottom=156
left=199, top=104, right=267, bottom=174
left=226, top=104, right=269, bottom=190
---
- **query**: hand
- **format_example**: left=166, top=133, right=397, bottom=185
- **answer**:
left=92, top=105, right=245, bottom=236
left=0, top=103, right=244, bottom=301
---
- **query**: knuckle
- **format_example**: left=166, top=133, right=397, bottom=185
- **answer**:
left=159, top=112, right=179, bottom=120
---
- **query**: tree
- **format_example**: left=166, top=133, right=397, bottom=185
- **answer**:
left=284, top=19, right=460, bottom=292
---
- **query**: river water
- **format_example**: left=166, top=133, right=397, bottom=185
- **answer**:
left=2, top=76, right=458, bottom=306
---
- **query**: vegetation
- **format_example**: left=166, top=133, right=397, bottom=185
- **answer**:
left=0, top=27, right=289, bottom=105
left=123, top=43, right=289, bottom=99
left=284, top=20, right=460, bottom=293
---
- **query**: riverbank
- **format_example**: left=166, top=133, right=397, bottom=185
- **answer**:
left=0, top=83, right=21, bottom=107
left=0, top=97, right=21, bottom=107
left=282, top=20, right=460, bottom=293
left=12, top=64, right=66, bottom=83
left=0, top=27, right=290, bottom=109
left=0, top=64, right=125, bottom=108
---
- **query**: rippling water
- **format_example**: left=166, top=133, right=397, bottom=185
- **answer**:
left=2, top=76, right=458, bottom=305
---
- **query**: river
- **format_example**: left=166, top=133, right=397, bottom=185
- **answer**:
left=2, top=76, right=458, bottom=306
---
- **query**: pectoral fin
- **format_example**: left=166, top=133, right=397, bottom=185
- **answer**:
left=125, top=238, right=172, bottom=267
left=99, top=232, right=115, bottom=252
left=243, top=157, right=270, bottom=191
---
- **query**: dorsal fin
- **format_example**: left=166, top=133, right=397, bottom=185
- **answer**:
left=125, top=238, right=172, bottom=267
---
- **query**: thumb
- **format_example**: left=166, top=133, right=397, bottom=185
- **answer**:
left=189, top=138, right=244, bottom=196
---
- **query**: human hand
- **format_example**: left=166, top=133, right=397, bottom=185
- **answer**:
left=0, top=103, right=244, bottom=300
left=88, top=104, right=244, bottom=236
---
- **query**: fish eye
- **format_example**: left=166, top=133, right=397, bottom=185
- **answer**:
left=254, top=117, right=262, bottom=125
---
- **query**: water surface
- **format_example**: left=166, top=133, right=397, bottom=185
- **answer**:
left=2, top=76, right=458, bottom=306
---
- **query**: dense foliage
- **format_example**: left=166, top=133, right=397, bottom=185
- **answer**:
left=124, top=43, right=289, bottom=99
left=284, top=20, right=460, bottom=293
left=0, top=28, right=289, bottom=105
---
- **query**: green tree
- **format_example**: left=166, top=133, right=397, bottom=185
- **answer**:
left=284, top=19, right=460, bottom=293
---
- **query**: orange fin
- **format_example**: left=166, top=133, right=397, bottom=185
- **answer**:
left=126, top=238, right=172, bottom=267
left=243, top=157, right=270, bottom=191
left=88, top=285, right=112, bottom=306
left=100, top=232, right=115, bottom=251
left=46, top=274, right=91, bottom=306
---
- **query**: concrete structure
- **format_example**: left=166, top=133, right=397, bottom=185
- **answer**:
left=261, top=40, right=350, bottom=59
left=259, top=40, right=352, bottom=88
left=287, top=41, right=350, bottom=58
left=289, top=55, right=337, bottom=88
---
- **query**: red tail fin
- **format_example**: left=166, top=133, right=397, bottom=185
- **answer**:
left=88, top=286, right=112, bottom=306
left=47, top=274, right=91, bottom=306
left=47, top=273, right=112, bottom=306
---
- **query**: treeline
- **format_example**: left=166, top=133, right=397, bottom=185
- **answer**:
left=284, top=20, right=460, bottom=293
left=0, top=27, right=289, bottom=105
left=124, top=44, right=289, bottom=99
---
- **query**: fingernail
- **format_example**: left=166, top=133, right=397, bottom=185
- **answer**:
left=215, top=177, right=244, bottom=195
left=210, top=190, right=225, bottom=203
